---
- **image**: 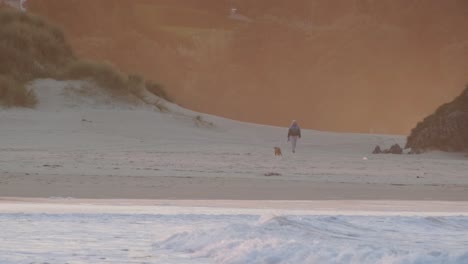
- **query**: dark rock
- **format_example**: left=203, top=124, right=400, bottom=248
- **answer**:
left=374, top=144, right=402, bottom=154
left=408, top=148, right=422, bottom=155
left=406, top=86, right=468, bottom=152
left=388, top=144, right=403, bottom=154
left=372, top=145, right=382, bottom=154
left=264, top=172, right=281, bottom=176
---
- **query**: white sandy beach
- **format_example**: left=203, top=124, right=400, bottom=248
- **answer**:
left=1, top=79, right=467, bottom=201
left=2, top=198, right=468, bottom=215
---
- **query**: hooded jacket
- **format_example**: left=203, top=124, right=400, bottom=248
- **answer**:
left=288, top=121, right=301, bottom=137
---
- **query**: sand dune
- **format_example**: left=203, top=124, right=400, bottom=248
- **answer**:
left=27, top=0, right=468, bottom=134
left=1, top=79, right=467, bottom=200
left=2, top=79, right=468, bottom=263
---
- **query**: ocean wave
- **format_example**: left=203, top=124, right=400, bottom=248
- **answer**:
left=1, top=213, right=467, bottom=263
left=153, top=215, right=468, bottom=264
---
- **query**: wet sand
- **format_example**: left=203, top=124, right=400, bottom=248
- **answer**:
left=1, top=173, right=467, bottom=201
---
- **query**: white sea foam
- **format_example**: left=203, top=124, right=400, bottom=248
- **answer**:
left=0, top=212, right=467, bottom=264
left=154, top=215, right=468, bottom=264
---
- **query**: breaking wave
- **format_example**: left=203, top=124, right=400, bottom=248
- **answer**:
left=1, top=213, right=467, bottom=263
left=153, top=215, right=468, bottom=264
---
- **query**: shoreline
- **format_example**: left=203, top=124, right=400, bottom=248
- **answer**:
left=1, top=173, right=468, bottom=201
left=1, top=197, right=468, bottom=215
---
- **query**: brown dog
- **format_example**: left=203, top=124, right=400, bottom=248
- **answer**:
left=274, top=147, right=282, bottom=156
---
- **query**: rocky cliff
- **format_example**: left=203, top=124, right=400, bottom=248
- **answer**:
left=406, top=86, right=468, bottom=152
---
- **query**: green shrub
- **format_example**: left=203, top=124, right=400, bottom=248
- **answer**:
left=127, top=74, right=145, bottom=95
left=60, top=60, right=129, bottom=93
left=61, top=61, right=172, bottom=105
left=0, top=8, right=74, bottom=82
left=145, top=80, right=171, bottom=101
left=0, top=75, right=37, bottom=107
left=194, top=115, right=214, bottom=127
left=0, top=7, right=169, bottom=109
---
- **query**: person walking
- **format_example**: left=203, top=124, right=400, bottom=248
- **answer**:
left=287, top=120, right=301, bottom=153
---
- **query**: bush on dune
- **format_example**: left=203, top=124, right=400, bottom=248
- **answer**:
left=127, top=74, right=145, bottom=95
left=0, top=8, right=74, bottom=81
left=0, top=75, right=37, bottom=108
left=0, top=7, right=72, bottom=107
left=145, top=80, right=171, bottom=102
left=61, top=61, right=172, bottom=105
left=60, top=60, right=129, bottom=93
left=0, top=6, right=170, bottom=108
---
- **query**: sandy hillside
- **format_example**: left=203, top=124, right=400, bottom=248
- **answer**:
left=1, top=79, right=468, bottom=200
left=27, top=0, right=468, bottom=134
